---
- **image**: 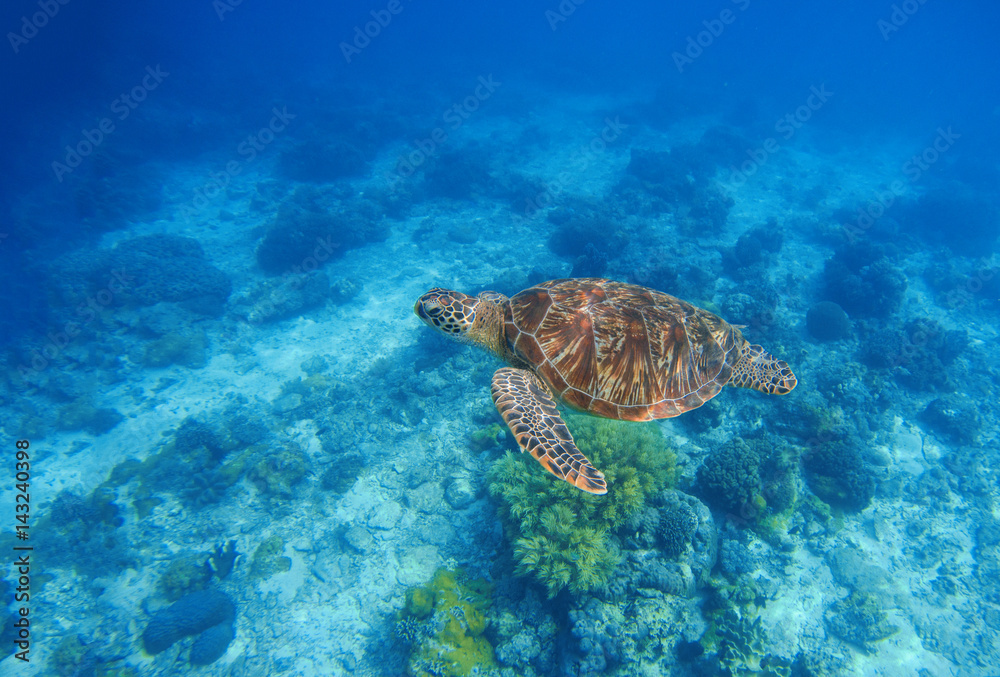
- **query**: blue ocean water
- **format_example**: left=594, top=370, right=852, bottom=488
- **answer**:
left=2, top=0, right=999, bottom=674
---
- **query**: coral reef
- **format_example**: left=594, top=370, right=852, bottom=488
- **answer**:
left=898, top=182, right=999, bottom=256
left=860, top=319, right=968, bottom=391
left=278, top=137, right=368, bottom=182
left=488, top=415, right=675, bottom=597
left=823, top=243, right=906, bottom=319
left=158, top=554, right=212, bottom=602
left=47, top=634, right=124, bottom=677
left=512, top=503, right=620, bottom=598
left=397, top=568, right=495, bottom=677
left=825, top=592, right=898, bottom=653
left=140, top=329, right=208, bottom=369
left=249, top=444, right=308, bottom=498
left=469, top=423, right=504, bottom=452
left=546, top=201, right=627, bottom=260
left=207, top=540, right=240, bottom=580
left=249, top=535, right=291, bottom=580
left=804, top=439, right=876, bottom=512
left=422, top=147, right=493, bottom=200
left=36, top=489, right=133, bottom=577
left=233, top=271, right=331, bottom=324
left=806, top=301, right=850, bottom=341
left=921, top=394, right=981, bottom=445
left=697, top=439, right=763, bottom=519
left=619, top=489, right=718, bottom=597
left=255, top=186, right=387, bottom=274
left=55, top=401, right=124, bottom=435
left=491, top=586, right=558, bottom=676
left=698, top=575, right=792, bottom=676
left=142, top=588, right=236, bottom=665
left=52, top=234, right=231, bottom=313
left=189, top=621, right=236, bottom=666
left=570, top=242, right=609, bottom=278
left=658, top=500, right=699, bottom=558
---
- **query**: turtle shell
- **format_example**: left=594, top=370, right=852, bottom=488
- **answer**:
left=504, top=278, right=742, bottom=421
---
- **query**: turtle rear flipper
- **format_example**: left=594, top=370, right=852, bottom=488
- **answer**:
left=491, top=367, right=607, bottom=495
left=729, top=343, right=797, bottom=395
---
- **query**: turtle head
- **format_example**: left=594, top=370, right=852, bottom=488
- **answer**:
left=414, top=288, right=479, bottom=338
left=415, top=288, right=509, bottom=352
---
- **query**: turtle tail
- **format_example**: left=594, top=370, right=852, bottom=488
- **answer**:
left=729, top=343, right=797, bottom=395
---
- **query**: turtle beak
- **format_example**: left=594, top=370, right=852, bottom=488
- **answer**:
left=414, top=295, right=440, bottom=323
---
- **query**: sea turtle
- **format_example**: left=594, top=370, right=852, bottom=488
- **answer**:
left=414, top=278, right=796, bottom=495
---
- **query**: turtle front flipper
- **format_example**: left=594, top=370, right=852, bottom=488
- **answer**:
left=729, top=343, right=797, bottom=395
left=490, top=367, right=607, bottom=495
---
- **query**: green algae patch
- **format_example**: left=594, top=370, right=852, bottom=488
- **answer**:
left=249, top=535, right=291, bottom=580
left=398, top=568, right=495, bottom=677
left=469, top=423, right=503, bottom=451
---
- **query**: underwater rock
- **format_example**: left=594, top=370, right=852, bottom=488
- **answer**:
left=248, top=535, right=292, bottom=579
left=922, top=395, right=980, bottom=445
left=825, top=592, right=898, bottom=652
left=423, top=147, right=493, bottom=200
left=344, top=525, right=375, bottom=554
left=142, top=588, right=235, bottom=655
left=623, top=490, right=717, bottom=597
left=826, top=546, right=891, bottom=595
left=570, top=243, right=609, bottom=278
left=806, top=301, right=850, bottom=341
left=140, top=329, right=208, bottom=369
left=235, top=271, right=330, bottom=324
left=899, top=182, right=999, bottom=256
left=823, top=243, right=906, bottom=319
left=55, top=401, right=124, bottom=435
left=444, top=475, right=477, bottom=510
left=109, top=234, right=231, bottom=312
left=256, top=186, right=387, bottom=274
left=278, top=137, right=368, bottom=182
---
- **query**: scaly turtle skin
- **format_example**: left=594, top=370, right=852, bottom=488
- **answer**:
left=415, top=278, right=797, bottom=494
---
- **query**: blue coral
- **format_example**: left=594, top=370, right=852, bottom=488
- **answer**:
left=823, top=242, right=906, bottom=319
left=142, top=588, right=235, bottom=656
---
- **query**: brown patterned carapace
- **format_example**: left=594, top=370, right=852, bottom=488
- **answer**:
left=508, top=278, right=761, bottom=421
left=415, top=278, right=797, bottom=494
